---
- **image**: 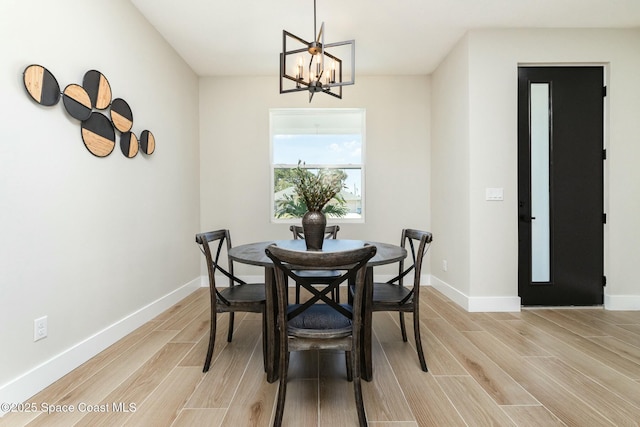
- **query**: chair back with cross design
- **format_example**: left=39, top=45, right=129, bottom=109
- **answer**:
left=289, top=224, right=341, bottom=303
left=195, top=229, right=266, bottom=372
left=265, top=243, right=376, bottom=427
left=369, top=228, right=432, bottom=372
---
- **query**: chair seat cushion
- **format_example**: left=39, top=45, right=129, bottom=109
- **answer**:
left=372, top=282, right=412, bottom=303
left=219, top=283, right=265, bottom=303
left=287, top=304, right=352, bottom=338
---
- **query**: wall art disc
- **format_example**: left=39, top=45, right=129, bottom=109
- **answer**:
left=82, top=69, right=112, bottom=110
left=110, top=98, right=133, bottom=132
left=140, top=130, right=155, bottom=155
left=62, top=84, right=92, bottom=121
left=81, top=112, right=116, bottom=157
left=23, top=64, right=60, bottom=106
left=120, top=131, right=139, bottom=158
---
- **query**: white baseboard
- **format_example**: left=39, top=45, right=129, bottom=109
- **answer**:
left=430, top=276, right=521, bottom=312
left=429, top=277, right=639, bottom=312
left=429, top=276, right=470, bottom=309
left=604, top=291, right=640, bottom=310
left=0, top=278, right=201, bottom=416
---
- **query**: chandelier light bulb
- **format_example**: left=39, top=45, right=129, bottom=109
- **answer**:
left=331, top=60, right=336, bottom=83
left=296, top=56, right=304, bottom=80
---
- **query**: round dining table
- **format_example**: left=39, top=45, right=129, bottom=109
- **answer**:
left=228, top=239, right=407, bottom=383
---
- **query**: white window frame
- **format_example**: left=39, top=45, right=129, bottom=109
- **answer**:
left=270, top=108, right=366, bottom=224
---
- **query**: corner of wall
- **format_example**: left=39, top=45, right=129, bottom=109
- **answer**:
left=430, top=275, right=521, bottom=312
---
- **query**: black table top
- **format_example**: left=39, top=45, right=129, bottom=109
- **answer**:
left=228, top=239, right=406, bottom=268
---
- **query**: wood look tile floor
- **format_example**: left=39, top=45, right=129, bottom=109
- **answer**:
left=2, top=287, right=640, bottom=426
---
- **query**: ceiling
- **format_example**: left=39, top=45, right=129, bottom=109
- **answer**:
left=129, top=0, right=640, bottom=77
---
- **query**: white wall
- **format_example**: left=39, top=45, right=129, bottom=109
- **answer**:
left=430, top=36, right=472, bottom=302
left=431, top=28, right=640, bottom=310
left=199, top=75, right=432, bottom=278
left=0, top=0, right=200, bottom=406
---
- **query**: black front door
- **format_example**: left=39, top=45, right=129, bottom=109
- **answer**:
left=518, top=66, right=604, bottom=306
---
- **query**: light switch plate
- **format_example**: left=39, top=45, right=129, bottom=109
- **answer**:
left=485, top=187, right=504, bottom=201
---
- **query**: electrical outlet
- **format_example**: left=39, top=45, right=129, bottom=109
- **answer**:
left=34, top=316, right=47, bottom=341
left=442, top=260, right=448, bottom=272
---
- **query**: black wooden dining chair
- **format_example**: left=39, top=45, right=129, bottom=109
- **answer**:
left=265, top=243, right=376, bottom=427
left=353, top=229, right=432, bottom=372
left=195, top=229, right=266, bottom=373
left=289, top=224, right=341, bottom=303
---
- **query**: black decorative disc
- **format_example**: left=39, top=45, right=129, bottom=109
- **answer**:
left=120, top=131, right=139, bottom=158
left=110, top=98, right=133, bottom=132
left=23, top=64, right=60, bottom=106
left=82, top=70, right=112, bottom=110
left=62, top=84, right=92, bottom=121
left=81, top=112, right=115, bottom=157
left=140, top=130, right=155, bottom=155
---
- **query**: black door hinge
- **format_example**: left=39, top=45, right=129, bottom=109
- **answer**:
left=602, top=149, right=607, bottom=160
left=602, top=213, right=607, bottom=224
left=602, top=275, right=607, bottom=286
left=603, top=86, right=607, bottom=97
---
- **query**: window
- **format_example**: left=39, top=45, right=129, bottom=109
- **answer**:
left=270, top=108, right=365, bottom=223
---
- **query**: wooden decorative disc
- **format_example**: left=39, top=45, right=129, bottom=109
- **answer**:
left=82, top=70, right=112, bottom=110
left=62, top=84, right=92, bottom=121
left=81, top=112, right=115, bottom=157
left=110, top=98, right=133, bottom=132
left=23, top=65, right=60, bottom=106
left=140, top=130, right=155, bottom=155
left=120, top=131, right=139, bottom=158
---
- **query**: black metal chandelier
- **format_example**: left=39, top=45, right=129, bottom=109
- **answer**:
left=279, top=0, right=355, bottom=102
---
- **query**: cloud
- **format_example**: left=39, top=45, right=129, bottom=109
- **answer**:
left=329, top=143, right=342, bottom=152
left=343, top=140, right=359, bottom=149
